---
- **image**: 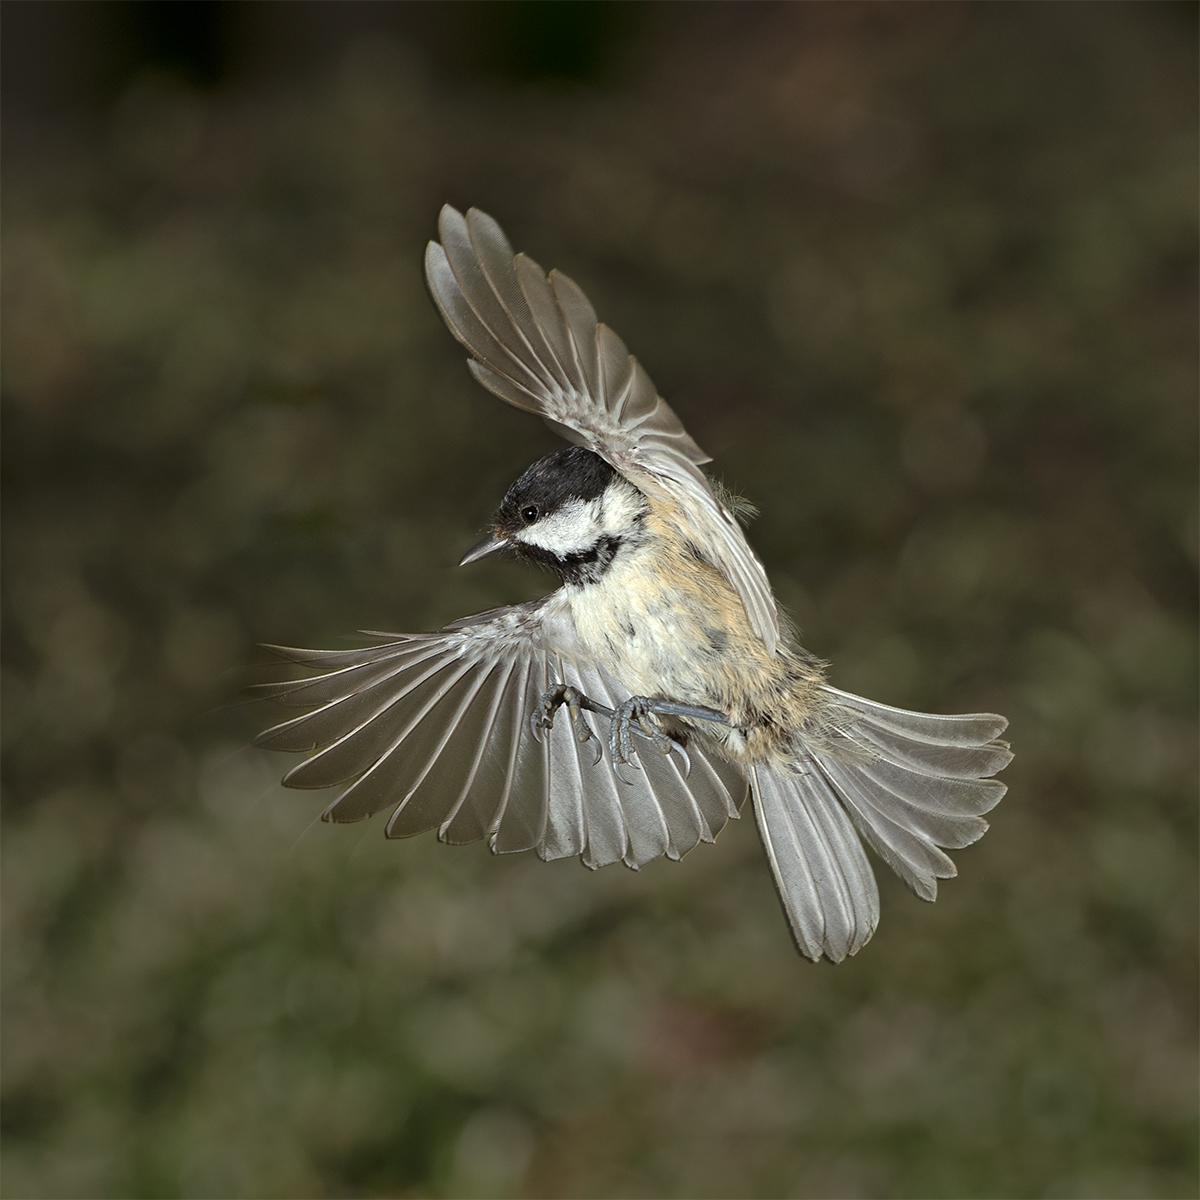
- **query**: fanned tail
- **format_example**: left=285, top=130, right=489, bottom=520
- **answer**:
left=753, top=687, right=1011, bottom=961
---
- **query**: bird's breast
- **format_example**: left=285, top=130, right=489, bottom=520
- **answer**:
left=565, top=536, right=774, bottom=715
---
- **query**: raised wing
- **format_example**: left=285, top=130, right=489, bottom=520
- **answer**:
left=425, top=204, right=781, bottom=655
left=253, top=598, right=748, bottom=869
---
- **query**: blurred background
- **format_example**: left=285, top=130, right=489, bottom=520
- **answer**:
left=2, top=3, right=1196, bottom=1197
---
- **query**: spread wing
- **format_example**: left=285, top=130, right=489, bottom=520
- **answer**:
left=253, top=597, right=748, bottom=869
left=425, top=204, right=781, bottom=655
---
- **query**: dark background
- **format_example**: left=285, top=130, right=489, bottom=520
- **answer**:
left=2, top=3, right=1196, bottom=1197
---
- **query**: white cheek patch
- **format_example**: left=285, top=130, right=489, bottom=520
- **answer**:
left=599, top=482, right=645, bottom=533
left=519, top=498, right=602, bottom=556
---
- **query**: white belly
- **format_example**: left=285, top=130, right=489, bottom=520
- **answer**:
left=565, top=555, right=718, bottom=705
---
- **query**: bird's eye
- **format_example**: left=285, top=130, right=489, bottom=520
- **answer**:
left=521, top=505, right=539, bottom=523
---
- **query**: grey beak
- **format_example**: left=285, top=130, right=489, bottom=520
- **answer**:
left=459, top=532, right=510, bottom=566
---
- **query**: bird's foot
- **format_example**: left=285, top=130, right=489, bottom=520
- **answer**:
left=608, top=696, right=731, bottom=783
left=531, top=684, right=609, bottom=765
left=534, top=685, right=731, bottom=782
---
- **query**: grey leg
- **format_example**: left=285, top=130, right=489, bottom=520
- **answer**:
left=608, top=696, right=730, bottom=781
left=535, top=685, right=731, bottom=781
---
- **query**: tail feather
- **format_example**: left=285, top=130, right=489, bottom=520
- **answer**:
left=751, top=764, right=880, bottom=963
left=822, top=685, right=1009, bottom=746
left=854, top=756, right=1006, bottom=817
left=817, top=757, right=960, bottom=902
left=818, top=687, right=1008, bottom=903
left=850, top=719, right=1012, bottom=780
left=753, top=688, right=1010, bottom=958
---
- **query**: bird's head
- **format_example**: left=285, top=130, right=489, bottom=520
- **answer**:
left=460, top=446, right=647, bottom=585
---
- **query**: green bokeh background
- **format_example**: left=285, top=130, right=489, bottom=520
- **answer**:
left=3, top=4, right=1196, bottom=1197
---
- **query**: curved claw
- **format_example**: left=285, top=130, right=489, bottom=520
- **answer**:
left=571, top=711, right=604, bottom=766
left=669, top=739, right=691, bottom=779
left=613, top=750, right=640, bottom=785
left=608, top=722, right=629, bottom=770
left=622, top=716, right=639, bottom=766
left=532, top=685, right=566, bottom=744
left=603, top=694, right=726, bottom=784
left=533, top=684, right=608, bottom=768
left=635, top=712, right=677, bottom=760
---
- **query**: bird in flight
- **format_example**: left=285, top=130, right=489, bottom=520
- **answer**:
left=256, top=206, right=1011, bottom=962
